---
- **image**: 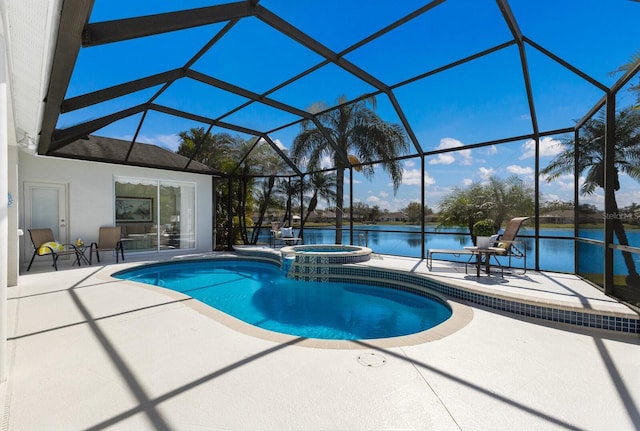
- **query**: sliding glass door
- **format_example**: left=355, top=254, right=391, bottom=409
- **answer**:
left=115, top=177, right=196, bottom=252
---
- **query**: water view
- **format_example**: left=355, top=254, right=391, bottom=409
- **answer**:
left=258, top=224, right=640, bottom=275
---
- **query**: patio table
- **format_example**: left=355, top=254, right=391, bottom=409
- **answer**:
left=463, top=246, right=504, bottom=277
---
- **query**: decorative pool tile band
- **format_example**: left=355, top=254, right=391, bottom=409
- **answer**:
left=228, top=250, right=638, bottom=334
left=292, top=254, right=371, bottom=265
left=284, top=261, right=639, bottom=335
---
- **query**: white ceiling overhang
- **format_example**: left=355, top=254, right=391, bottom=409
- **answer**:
left=1, top=0, right=64, bottom=146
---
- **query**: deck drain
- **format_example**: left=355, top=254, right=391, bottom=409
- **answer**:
left=357, top=353, right=386, bottom=367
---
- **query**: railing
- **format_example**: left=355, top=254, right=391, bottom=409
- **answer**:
left=249, top=225, right=586, bottom=273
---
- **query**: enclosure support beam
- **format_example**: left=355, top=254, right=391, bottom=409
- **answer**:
left=603, top=94, right=616, bottom=295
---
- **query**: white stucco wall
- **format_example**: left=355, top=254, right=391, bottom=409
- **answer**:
left=18, top=152, right=213, bottom=267
left=0, top=27, right=8, bottom=382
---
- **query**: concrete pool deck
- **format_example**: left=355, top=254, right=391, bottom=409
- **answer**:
left=2, top=251, right=639, bottom=430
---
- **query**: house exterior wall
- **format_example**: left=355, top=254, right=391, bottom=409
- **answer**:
left=17, top=153, right=213, bottom=267
left=0, top=31, right=8, bottom=382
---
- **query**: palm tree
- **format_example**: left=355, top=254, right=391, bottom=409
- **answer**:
left=177, top=128, right=239, bottom=248
left=291, top=95, right=409, bottom=243
left=177, top=127, right=235, bottom=168
left=540, top=107, right=640, bottom=287
left=301, top=171, right=337, bottom=226
left=610, top=50, right=640, bottom=110
left=274, top=177, right=300, bottom=227
left=251, top=176, right=278, bottom=244
left=236, top=138, right=288, bottom=244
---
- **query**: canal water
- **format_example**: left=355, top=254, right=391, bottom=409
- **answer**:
left=258, top=224, right=640, bottom=274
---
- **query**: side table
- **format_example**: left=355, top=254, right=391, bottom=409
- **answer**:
left=73, top=244, right=90, bottom=266
left=463, top=246, right=504, bottom=277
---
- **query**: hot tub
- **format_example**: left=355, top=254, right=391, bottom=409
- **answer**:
left=281, top=244, right=372, bottom=264
left=281, top=244, right=373, bottom=279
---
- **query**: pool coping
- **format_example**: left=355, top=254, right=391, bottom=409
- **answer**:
left=98, top=255, right=474, bottom=349
left=233, top=247, right=639, bottom=334
left=100, top=248, right=639, bottom=339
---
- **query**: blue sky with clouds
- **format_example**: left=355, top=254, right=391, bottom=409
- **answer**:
left=66, top=0, right=639, bottom=211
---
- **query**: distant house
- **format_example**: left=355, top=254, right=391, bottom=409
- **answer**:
left=540, top=210, right=575, bottom=224
left=379, top=211, right=409, bottom=222
left=321, top=211, right=337, bottom=222
left=424, top=214, right=439, bottom=223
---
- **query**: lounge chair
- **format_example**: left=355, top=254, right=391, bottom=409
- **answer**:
left=272, top=226, right=302, bottom=247
left=427, top=247, right=476, bottom=270
left=280, top=227, right=302, bottom=246
left=427, top=217, right=529, bottom=273
left=26, top=228, right=80, bottom=271
left=491, top=216, right=529, bottom=273
left=89, top=226, right=125, bottom=264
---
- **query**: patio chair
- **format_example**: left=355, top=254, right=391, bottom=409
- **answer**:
left=491, top=217, right=529, bottom=273
left=272, top=226, right=302, bottom=247
left=280, top=227, right=302, bottom=246
left=427, top=217, right=530, bottom=273
left=89, top=226, right=125, bottom=264
left=26, top=228, right=80, bottom=271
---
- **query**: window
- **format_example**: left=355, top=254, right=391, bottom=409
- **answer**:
left=115, top=177, right=196, bottom=251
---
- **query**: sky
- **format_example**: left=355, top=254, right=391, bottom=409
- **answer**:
left=62, top=0, right=640, bottom=212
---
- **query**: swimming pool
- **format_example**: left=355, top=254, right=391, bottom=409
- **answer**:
left=114, top=259, right=452, bottom=340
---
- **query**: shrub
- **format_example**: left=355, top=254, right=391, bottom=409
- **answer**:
left=473, top=219, right=495, bottom=237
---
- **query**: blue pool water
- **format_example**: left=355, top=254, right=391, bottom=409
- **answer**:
left=114, top=259, right=452, bottom=340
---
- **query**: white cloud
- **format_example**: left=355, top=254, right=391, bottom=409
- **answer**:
left=315, top=197, right=331, bottom=209
left=506, top=165, right=533, bottom=175
left=429, top=137, right=472, bottom=165
left=557, top=180, right=574, bottom=192
left=257, top=137, right=288, bottom=154
left=294, top=153, right=336, bottom=171
left=539, top=171, right=574, bottom=184
left=540, top=173, right=574, bottom=202
left=429, top=153, right=455, bottom=165
left=320, top=155, right=333, bottom=169
left=270, top=138, right=287, bottom=151
left=404, top=160, right=416, bottom=168
left=463, top=178, right=473, bottom=186
left=155, top=134, right=181, bottom=150
left=520, top=136, right=564, bottom=160
left=614, top=189, right=640, bottom=207
left=437, top=137, right=463, bottom=150
left=478, top=167, right=495, bottom=180
left=551, top=173, right=574, bottom=191
left=366, top=195, right=390, bottom=208
left=401, top=168, right=436, bottom=186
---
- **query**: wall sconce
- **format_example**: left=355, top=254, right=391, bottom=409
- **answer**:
left=17, top=132, right=37, bottom=151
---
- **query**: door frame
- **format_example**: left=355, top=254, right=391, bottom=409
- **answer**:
left=22, top=181, right=70, bottom=264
